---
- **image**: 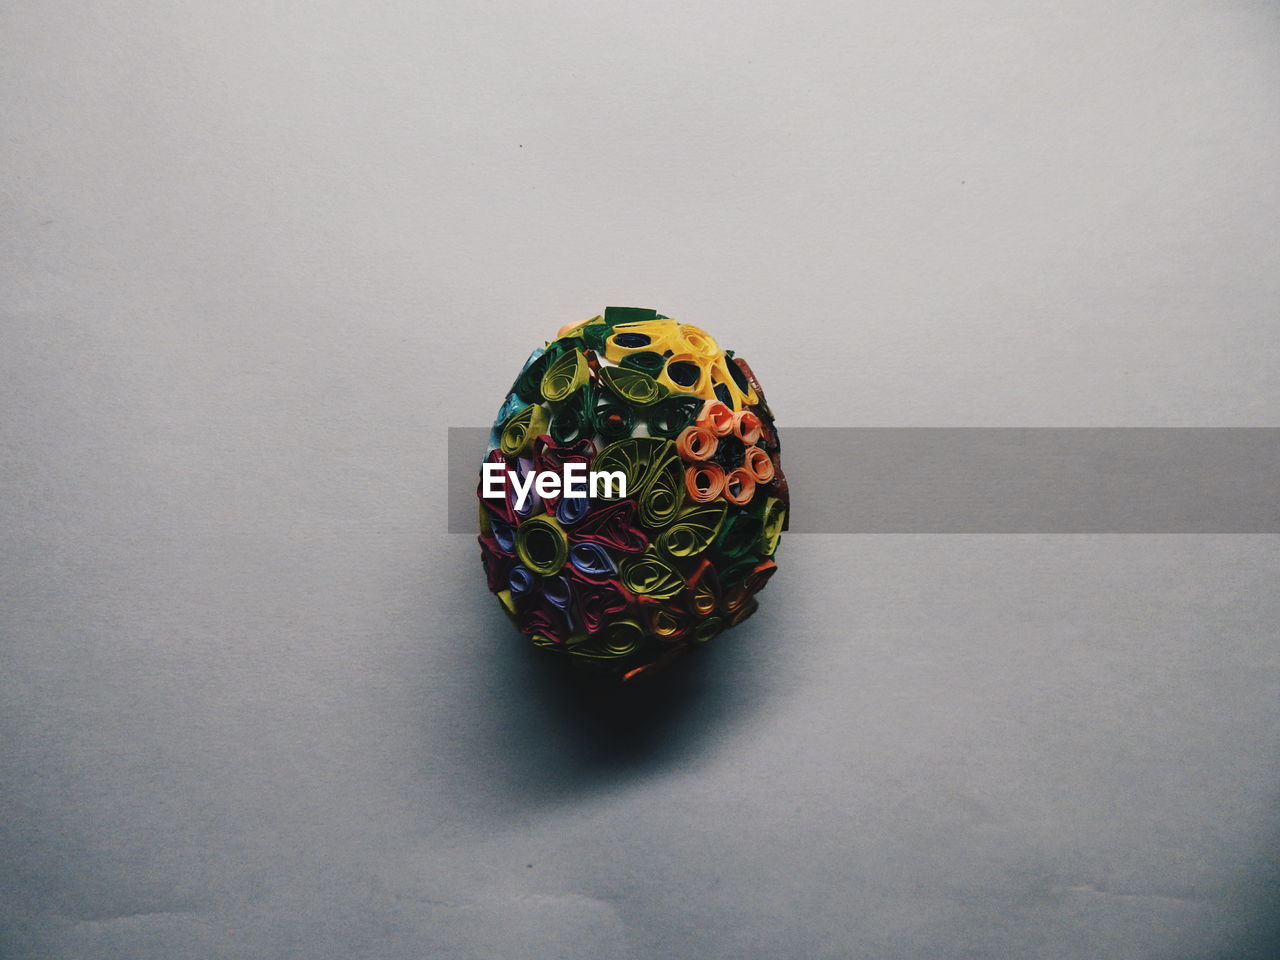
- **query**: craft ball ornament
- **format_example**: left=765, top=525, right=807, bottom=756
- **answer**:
left=478, top=308, right=788, bottom=681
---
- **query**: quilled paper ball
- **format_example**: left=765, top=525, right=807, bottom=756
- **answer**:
left=478, top=307, right=788, bottom=680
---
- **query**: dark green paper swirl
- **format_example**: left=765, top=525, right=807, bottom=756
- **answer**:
left=645, top=395, right=702, bottom=438
left=549, top=383, right=594, bottom=444
left=618, top=351, right=667, bottom=377
left=716, top=509, right=763, bottom=560
left=513, top=345, right=558, bottom=404
left=591, top=392, right=635, bottom=442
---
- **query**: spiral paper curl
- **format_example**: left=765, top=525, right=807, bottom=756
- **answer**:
left=478, top=307, right=788, bottom=680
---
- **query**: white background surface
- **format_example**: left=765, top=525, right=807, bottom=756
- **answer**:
left=3, top=2, right=1278, bottom=957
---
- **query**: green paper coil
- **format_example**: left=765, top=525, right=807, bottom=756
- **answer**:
left=549, top=384, right=594, bottom=444
left=500, top=404, right=550, bottom=457
left=645, top=395, right=702, bottom=438
left=570, top=619, right=645, bottom=661
left=599, top=367, right=669, bottom=406
left=637, top=446, right=685, bottom=529
left=618, top=351, right=667, bottom=377
left=717, top=510, right=763, bottom=560
left=656, top=502, right=727, bottom=558
left=515, top=515, right=568, bottom=576
left=619, top=551, right=685, bottom=599
left=541, top=348, right=589, bottom=402
left=591, top=392, right=636, bottom=442
left=691, top=616, right=724, bottom=644
left=592, top=437, right=671, bottom=502
left=760, top=496, right=786, bottom=557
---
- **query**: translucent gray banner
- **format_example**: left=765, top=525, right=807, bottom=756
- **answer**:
left=448, top=428, right=1280, bottom=533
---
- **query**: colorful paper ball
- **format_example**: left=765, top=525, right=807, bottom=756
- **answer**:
left=478, top=307, right=788, bottom=680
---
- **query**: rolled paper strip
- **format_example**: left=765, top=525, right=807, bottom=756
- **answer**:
left=685, top=558, right=722, bottom=618
left=478, top=449, right=516, bottom=524
left=572, top=498, right=649, bottom=553
left=760, top=497, right=786, bottom=556
left=655, top=501, right=728, bottom=559
left=697, top=399, right=735, bottom=437
left=532, top=434, right=595, bottom=473
left=490, top=518, right=516, bottom=554
left=603, top=317, right=683, bottom=361
left=556, top=315, right=600, bottom=340
left=732, top=355, right=772, bottom=419
left=726, top=597, right=759, bottom=627
left=513, top=345, right=557, bottom=404
left=722, top=581, right=751, bottom=617
left=567, top=540, right=616, bottom=581
left=717, top=510, right=762, bottom=559
left=684, top=463, right=726, bottom=503
left=605, top=305, right=660, bottom=325
left=570, top=617, right=645, bottom=660
left=675, top=425, right=717, bottom=461
left=690, top=616, right=724, bottom=644
left=743, top=559, right=778, bottom=597
left=532, top=435, right=595, bottom=510
left=500, top=404, right=550, bottom=457
left=673, top=324, right=721, bottom=360
left=489, top=392, right=525, bottom=450
left=708, top=353, right=757, bottom=410
left=520, top=596, right=569, bottom=645
left=496, top=589, right=519, bottom=625
left=723, top=467, right=757, bottom=506
left=770, top=466, right=791, bottom=531
left=479, top=535, right=515, bottom=593
left=732, top=410, right=763, bottom=445
left=724, top=352, right=757, bottom=400
left=718, top=555, right=759, bottom=593
left=636, top=444, right=685, bottom=530
left=619, top=550, right=685, bottom=599
left=645, top=395, right=703, bottom=438
left=543, top=573, right=574, bottom=613
left=658, top=353, right=710, bottom=395
left=578, top=318, right=610, bottom=352
left=508, top=457, right=542, bottom=519
left=540, top=348, right=589, bottom=402
left=744, top=445, right=775, bottom=483
left=556, top=493, right=592, bottom=527
left=598, top=366, right=669, bottom=406
left=712, top=435, right=745, bottom=471
left=618, top=351, right=667, bottom=377
left=547, top=383, right=594, bottom=444
left=574, top=578, right=632, bottom=635
left=637, top=596, right=690, bottom=642
left=478, top=500, right=492, bottom=537
left=508, top=563, right=537, bottom=599
left=590, top=392, right=636, bottom=442
left=592, top=437, right=670, bottom=501
left=515, top=514, right=568, bottom=576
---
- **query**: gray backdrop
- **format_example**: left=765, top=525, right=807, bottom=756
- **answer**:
left=2, top=1, right=1278, bottom=958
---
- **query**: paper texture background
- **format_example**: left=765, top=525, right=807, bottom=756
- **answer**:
left=3, top=2, right=1277, bottom=957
